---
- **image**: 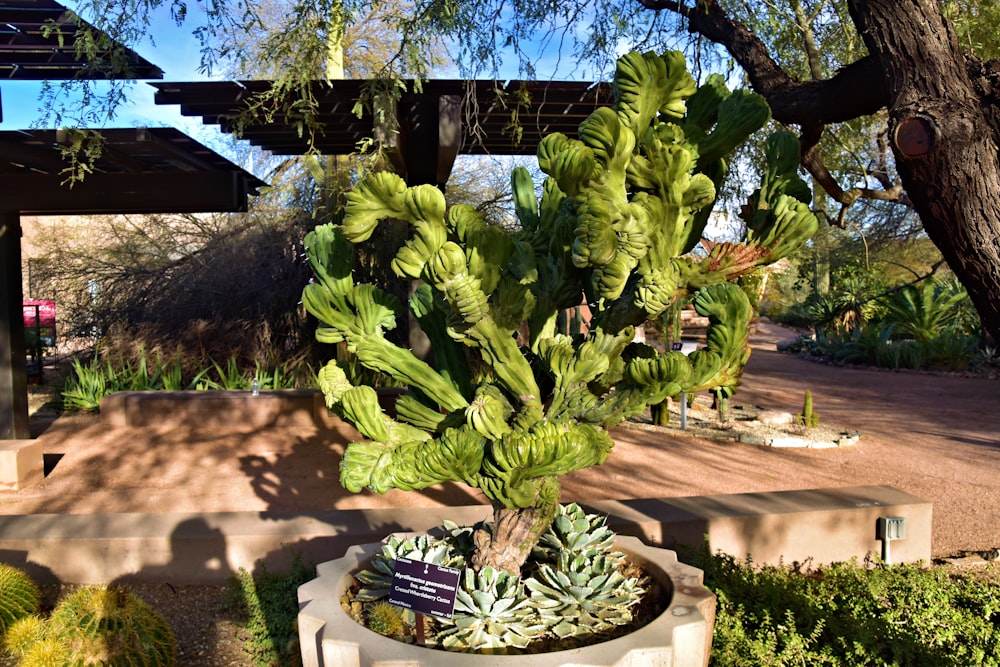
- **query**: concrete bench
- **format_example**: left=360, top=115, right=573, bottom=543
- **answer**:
left=0, top=485, right=929, bottom=585
left=600, top=485, right=931, bottom=566
left=0, top=439, right=44, bottom=491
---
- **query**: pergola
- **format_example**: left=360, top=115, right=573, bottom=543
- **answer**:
left=0, top=0, right=162, bottom=80
left=152, top=78, right=613, bottom=187
left=0, top=128, right=266, bottom=439
left=0, top=0, right=264, bottom=440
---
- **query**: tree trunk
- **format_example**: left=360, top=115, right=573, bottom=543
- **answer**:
left=471, top=502, right=557, bottom=574
left=847, top=0, right=1000, bottom=344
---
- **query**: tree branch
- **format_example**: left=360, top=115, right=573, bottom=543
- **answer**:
left=638, top=0, right=907, bottom=219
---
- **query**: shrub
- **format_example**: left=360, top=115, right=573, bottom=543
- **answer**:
left=681, top=547, right=1000, bottom=667
left=60, top=349, right=316, bottom=412
left=226, top=553, right=315, bottom=667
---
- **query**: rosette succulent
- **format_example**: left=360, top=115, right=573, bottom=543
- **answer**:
left=303, top=49, right=818, bottom=574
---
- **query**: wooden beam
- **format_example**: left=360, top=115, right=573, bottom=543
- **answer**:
left=0, top=172, right=259, bottom=214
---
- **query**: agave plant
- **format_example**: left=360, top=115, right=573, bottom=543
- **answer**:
left=438, top=566, right=543, bottom=652
left=303, top=49, right=818, bottom=576
left=525, top=505, right=645, bottom=639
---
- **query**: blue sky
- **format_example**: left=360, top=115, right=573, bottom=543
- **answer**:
left=2, top=2, right=201, bottom=126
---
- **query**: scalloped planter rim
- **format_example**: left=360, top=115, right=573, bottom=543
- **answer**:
left=298, top=535, right=715, bottom=667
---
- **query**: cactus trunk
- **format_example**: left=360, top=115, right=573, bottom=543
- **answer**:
left=650, top=400, right=670, bottom=426
left=472, top=502, right=558, bottom=574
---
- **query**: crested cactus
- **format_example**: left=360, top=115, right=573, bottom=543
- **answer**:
left=304, top=49, right=818, bottom=575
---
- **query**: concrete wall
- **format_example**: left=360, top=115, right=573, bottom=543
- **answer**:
left=0, top=485, right=930, bottom=585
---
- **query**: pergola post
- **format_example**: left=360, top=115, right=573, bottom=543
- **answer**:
left=375, top=94, right=462, bottom=188
left=0, top=211, right=29, bottom=439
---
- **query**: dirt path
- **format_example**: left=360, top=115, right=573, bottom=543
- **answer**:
left=4, top=322, right=999, bottom=558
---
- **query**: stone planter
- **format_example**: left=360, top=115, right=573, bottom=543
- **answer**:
left=298, top=535, right=715, bottom=667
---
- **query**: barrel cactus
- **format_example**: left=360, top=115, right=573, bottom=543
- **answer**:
left=0, top=564, right=40, bottom=637
left=304, top=49, right=818, bottom=575
left=13, top=585, right=176, bottom=667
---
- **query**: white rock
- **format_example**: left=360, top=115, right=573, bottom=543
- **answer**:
left=768, top=436, right=814, bottom=448
left=757, top=410, right=795, bottom=426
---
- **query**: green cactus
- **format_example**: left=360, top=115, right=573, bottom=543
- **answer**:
left=0, top=564, right=40, bottom=638
left=15, top=585, right=177, bottom=667
left=798, top=390, right=820, bottom=428
left=304, top=49, right=818, bottom=575
left=3, top=615, right=47, bottom=659
left=365, top=601, right=406, bottom=637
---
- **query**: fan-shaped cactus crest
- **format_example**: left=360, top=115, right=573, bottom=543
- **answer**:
left=304, top=50, right=818, bottom=573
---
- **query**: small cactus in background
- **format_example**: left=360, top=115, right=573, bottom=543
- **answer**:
left=15, top=585, right=176, bottom=667
left=0, top=564, right=40, bottom=637
left=797, top=390, right=820, bottom=428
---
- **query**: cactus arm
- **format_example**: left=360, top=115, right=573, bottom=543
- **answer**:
left=742, top=131, right=818, bottom=263
left=746, top=193, right=819, bottom=263
left=467, top=317, right=544, bottom=420
left=695, top=90, right=772, bottom=172
left=341, top=425, right=488, bottom=494
left=465, top=384, right=515, bottom=437
left=395, top=392, right=450, bottom=431
left=341, top=171, right=409, bottom=242
left=614, top=50, right=696, bottom=134
left=355, top=338, right=469, bottom=412
left=303, top=223, right=353, bottom=301
left=481, top=421, right=613, bottom=509
left=511, top=166, right=540, bottom=233
left=681, top=284, right=753, bottom=397
left=539, top=336, right=611, bottom=418
left=537, top=133, right=597, bottom=198
left=410, top=284, right=472, bottom=397
left=451, top=205, right=514, bottom=295
left=323, top=366, right=485, bottom=496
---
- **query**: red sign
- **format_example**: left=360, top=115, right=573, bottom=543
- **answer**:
left=23, top=300, right=56, bottom=347
left=23, top=300, right=56, bottom=327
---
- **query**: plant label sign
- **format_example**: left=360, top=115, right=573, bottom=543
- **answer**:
left=388, top=557, right=462, bottom=619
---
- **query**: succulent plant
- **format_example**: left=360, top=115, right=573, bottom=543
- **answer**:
left=3, top=615, right=46, bottom=658
left=797, top=389, right=820, bottom=428
left=0, top=564, right=40, bottom=637
left=436, top=566, right=543, bottom=652
left=531, top=502, right=616, bottom=563
left=364, top=600, right=406, bottom=637
left=14, top=585, right=176, bottom=667
left=305, top=49, right=818, bottom=575
left=525, top=551, right=644, bottom=639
